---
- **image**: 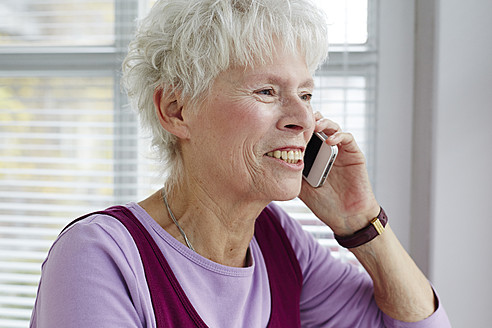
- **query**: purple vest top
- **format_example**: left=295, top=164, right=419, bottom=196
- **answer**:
left=64, top=206, right=303, bottom=327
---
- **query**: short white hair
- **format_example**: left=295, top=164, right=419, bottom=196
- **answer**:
left=121, top=0, right=329, bottom=189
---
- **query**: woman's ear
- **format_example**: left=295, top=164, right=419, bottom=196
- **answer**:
left=153, top=86, right=191, bottom=139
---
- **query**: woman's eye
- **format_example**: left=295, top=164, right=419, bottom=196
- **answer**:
left=301, top=93, right=313, bottom=101
left=257, top=89, right=274, bottom=96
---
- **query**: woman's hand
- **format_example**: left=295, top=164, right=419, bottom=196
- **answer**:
left=300, top=113, right=441, bottom=323
left=299, top=112, right=380, bottom=236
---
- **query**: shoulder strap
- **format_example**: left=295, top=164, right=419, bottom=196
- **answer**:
left=254, top=206, right=303, bottom=328
left=63, top=206, right=207, bottom=328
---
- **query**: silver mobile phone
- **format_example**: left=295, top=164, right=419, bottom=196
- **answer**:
left=302, top=132, right=338, bottom=188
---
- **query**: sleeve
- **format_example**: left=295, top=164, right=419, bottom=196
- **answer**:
left=268, top=202, right=451, bottom=328
left=30, top=215, right=155, bottom=328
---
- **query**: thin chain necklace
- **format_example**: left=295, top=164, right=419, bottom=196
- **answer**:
left=161, top=188, right=195, bottom=252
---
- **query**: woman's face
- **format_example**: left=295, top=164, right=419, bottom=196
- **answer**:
left=183, top=48, right=315, bottom=203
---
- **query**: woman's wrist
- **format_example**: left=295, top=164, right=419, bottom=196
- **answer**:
left=334, top=207, right=387, bottom=248
left=328, top=204, right=381, bottom=237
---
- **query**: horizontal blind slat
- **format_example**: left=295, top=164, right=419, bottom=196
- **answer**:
left=0, top=308, right=33, bottom=320
left=0, top=273, right=41, bottom=284
left=0, top=226, right=62, bottom=237
left=0, top=262, right=41, bottom=272
left=0, top=216, right=75, bottom=225
left=0, top=251, right=48, bottom=261
left=0, top=192, right=115, bottom=202
left=0, top=296, right=35, bottom=307
left=0, top=284, right=38, bottom=295
left=0, top=238, right=53, bottom=249
left=0, top=319, right=30, bottom=328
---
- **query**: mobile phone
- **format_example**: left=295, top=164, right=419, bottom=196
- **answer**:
left=302, top=132, right=338, bottom=188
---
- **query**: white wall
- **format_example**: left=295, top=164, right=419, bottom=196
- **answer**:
left=375, top=0, right=415, bottom=250
left=377, top=0, right=492, bottom=326
left=431, top=0, right=492, bottom=326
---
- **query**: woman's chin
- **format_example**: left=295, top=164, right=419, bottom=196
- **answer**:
left=249, top=173, right=303, bottom=203
left=270, top=182, right=302, bottom=202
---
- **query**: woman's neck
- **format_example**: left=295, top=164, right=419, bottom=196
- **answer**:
left=139, top=182, right=268, bottom=267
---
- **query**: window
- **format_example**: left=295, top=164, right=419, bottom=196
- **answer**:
left=0, top=0, right=377, bottom=326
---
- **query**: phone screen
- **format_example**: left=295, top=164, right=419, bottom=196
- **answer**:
left=303, top=134, right=323, bottom=177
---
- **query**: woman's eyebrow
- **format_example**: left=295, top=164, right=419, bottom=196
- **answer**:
left=244, top=74, right=314, bottom=89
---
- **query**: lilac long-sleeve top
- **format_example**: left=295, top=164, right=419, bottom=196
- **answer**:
left=30, top=202, right=450, bottom=327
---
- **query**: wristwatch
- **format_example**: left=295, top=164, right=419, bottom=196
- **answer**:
left=334, top=207, right=388, bottom=248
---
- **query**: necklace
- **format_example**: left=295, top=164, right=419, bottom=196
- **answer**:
left=161, top=189, right=195, bottom=251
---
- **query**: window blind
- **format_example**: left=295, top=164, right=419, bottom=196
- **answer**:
left=0, top=0, right=376, bottom=326
left=0, top=0, right=115, bottom=46
left=0, top=73, right=139, bottom=327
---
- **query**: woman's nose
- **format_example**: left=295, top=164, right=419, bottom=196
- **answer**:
left=276, top=95, right=314, bottom=133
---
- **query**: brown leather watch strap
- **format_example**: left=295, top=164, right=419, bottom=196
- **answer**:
left=334, top=207, right=388, bottom=248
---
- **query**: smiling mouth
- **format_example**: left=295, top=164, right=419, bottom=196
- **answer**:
left=266, top=150, right=303, bottom=164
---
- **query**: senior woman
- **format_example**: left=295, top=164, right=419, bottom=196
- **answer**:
left=30, top=0, right=450, bottom=327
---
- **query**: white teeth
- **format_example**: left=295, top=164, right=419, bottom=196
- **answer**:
left=266, top=149, right=303, bottom=164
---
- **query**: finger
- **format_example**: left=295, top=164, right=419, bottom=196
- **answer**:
left=314, top=111, right=323, bottom=120
left=326, top=131, right=362, bottom=153
left=315, top=118, right=341, bottom=136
